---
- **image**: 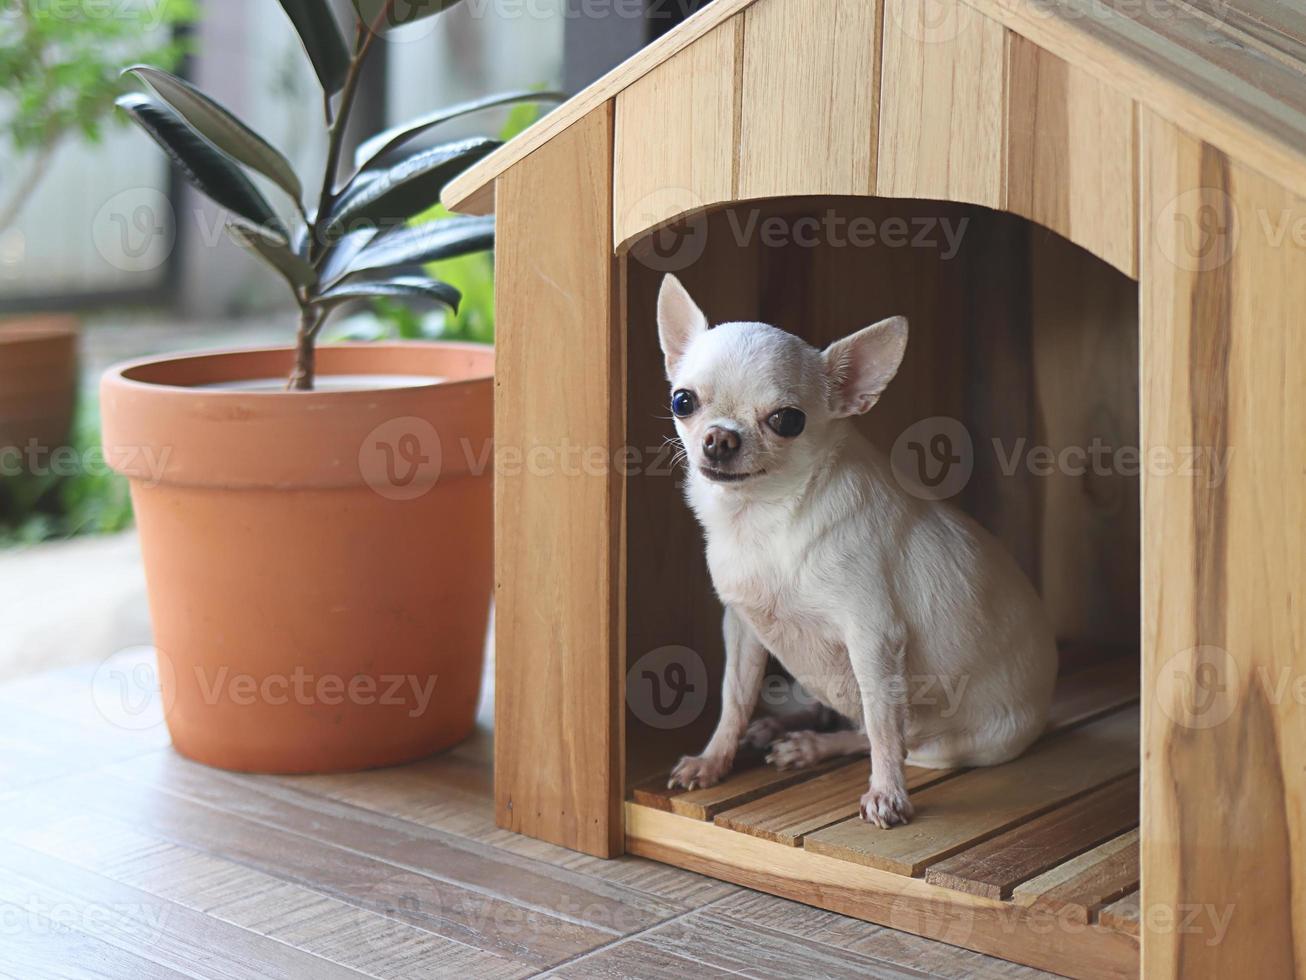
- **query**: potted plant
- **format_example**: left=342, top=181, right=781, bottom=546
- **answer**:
left=99, top=0, right=557, bottom=772
left=0, top=0, right=193, bottom=474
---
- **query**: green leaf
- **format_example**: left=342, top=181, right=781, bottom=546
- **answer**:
left=116, top=93, right=286, bottom=239
left=352, top=0, right=465, bottom=32
left=318, top=226, right=380, bottom=285
left=352, top=90, right=564, bottom=171
left=343, top=215, right=493, bottom=279
left=228, top=223, right=318, bottom=289
left=326, top=137, right=499, bottom=230
left=276, top=0, right=351, bottom=95
left=126, top=66, right=304, bottom=207
left=313, top=276, right=461, bottom=312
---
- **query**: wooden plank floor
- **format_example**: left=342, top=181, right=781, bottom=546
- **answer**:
left=0, top=652, right=1056, bottom=979
left=629, top=657, right=1141, bottom=978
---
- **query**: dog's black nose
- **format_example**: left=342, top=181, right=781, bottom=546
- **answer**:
left=702, top=426, right=741, bottom=463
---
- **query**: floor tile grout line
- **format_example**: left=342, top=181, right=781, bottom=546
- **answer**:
left=0, top=834, right=382, bottom=980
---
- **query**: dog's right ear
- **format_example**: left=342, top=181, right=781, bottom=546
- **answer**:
left=657, top=274, right=708, bottom=377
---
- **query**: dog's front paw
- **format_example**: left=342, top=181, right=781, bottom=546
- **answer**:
left=668, top=754, right=730, bottom=791
left=741, top=717, right=787, bottom=752
left=859, top=786, right=914, bottom=828
left=766, top=730, right=825, bottom=770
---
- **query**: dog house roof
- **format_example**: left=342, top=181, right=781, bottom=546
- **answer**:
left=442, top=0, right=1306, bottom=217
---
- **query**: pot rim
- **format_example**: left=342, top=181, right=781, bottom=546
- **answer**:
left=104, top=340, right=493, bottom=398
left=0, top=315, right=79, bottom=345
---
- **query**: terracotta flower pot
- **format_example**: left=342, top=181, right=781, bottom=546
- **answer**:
left=100, top=342, right=494, bottom=773
left=0, top=316, right=79, bottom=461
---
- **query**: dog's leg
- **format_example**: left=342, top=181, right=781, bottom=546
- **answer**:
left=668, top=607, right=766, bottom=790
left=741, top=701, right=844, bottom=751
left=766, top=728, right=868, bottom=769
left=849, top=632, right=913, bottom=828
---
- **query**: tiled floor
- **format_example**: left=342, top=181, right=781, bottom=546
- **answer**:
left=0, top=652, right=1056, bottom=979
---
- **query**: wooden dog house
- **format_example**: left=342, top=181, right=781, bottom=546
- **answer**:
left=442, top=1, right=1305, bottom=976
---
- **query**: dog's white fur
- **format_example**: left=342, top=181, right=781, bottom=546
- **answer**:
left=658, top=274, right=1057, bottom=827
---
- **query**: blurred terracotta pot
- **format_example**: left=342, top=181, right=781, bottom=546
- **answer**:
left=0, top=316, right=79, bottom=460
left=100, top=343, right=494, bottom=773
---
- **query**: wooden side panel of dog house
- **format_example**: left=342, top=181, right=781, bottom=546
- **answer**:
left=735, top=0, right=881, bottom=199
left=493, top=103, right=626, bottom=858
left=614, top=17, right=742, bottom=248
left=1140, top=111, right=1306, bottom=977
left=1006, top=33, right=1139, bottom=279
left=877, top=0, right=1006, bottom=210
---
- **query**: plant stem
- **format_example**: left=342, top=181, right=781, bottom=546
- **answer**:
left=287, top=304, right=322, bottom=391
left=293, top=2, right=394, bottom=391
left=0, top=137, right=59, bottom=237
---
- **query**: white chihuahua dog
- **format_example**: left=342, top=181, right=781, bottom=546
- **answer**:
left=658, top=274, right=1057, bottom=827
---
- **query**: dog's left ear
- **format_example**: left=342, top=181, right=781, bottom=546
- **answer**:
left=823, top=316, right=908, bottom=417
left=657, top=274, right=709, bottom=378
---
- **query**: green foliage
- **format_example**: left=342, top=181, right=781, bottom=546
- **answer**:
left=0, top=399, right=133, bottom=547
left=116, top=0, right=563, bottom=388
left=0, top=0, right=195, bottom=152
left=353, top=102, right=544, bottom=346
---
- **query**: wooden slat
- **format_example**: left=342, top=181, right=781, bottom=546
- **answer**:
left=804, top=706, right=1138, bottom=876
left=1006, top=33, right=1138, bottom=277
left=494, top=102, right=625, bottom=858
left=736, top=0, right=880, bottom=199
left=923, top=775, right=1138, bottom=898
left=627, top=803, right=1140, bottom=980
left=685, top=653, right=1137, bottom=844
left=714, top=762, right=957, bottom=846
left=1012, top=830, right=1139, bottom=923
left=1098, top=890, right=1141, bottom=936
left=658, top=755, right=855, bottom=822
left=1140, top=110, right=1306, bottom=978
left=613, top=16, right=741, bottom=249
left=877, top=0, right=1007, bottom=208
left=1046, top=657, right=1139, bottom=731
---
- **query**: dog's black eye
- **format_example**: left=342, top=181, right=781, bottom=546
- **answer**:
left=671, top=389, right=698, bottom=418
left=767, top=407, right=806, bottom=437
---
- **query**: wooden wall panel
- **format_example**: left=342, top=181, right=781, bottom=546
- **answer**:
left=1032, top=230, right=1140, bottom=648
left=614, top=17, right=742, bottom=249
left=736, top=0, right=880, bottom=199
left=877, top=0, right=1006, bottom=209
left=1141, top=110, right=1306, bottom=976
left=494, top=103, right=625, bottom=857
left=1007, top=33, right=1139, bottom=278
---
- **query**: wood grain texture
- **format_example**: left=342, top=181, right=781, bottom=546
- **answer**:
left=627, top=803, right=1140, bottom=979
left=923, top=776, right=1138, bottom=899
left=613, top=16, right=742, bottom=250
left=1140, top=110, right=1306, bottom=979
left=494, top=103, right=625, bottom=858
left=1006, top=34, right=1138, bottom=277
left=712, top=654, right=1139, bottom=847
left=804, top=707, right=1139, bottom=876
left=713, top=761, right=958, bottom=846
left=1029, top=229, right=1141, bottom=650
left=447, top=0, right=1306, bottom=216
left=736, top=0, right=881, bottom=199
left=1097, top=890, right=1140, bottom=937
left=1012, top=830, right=1139, bottom=924
left=877, top=0, right=1007, bottom=208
